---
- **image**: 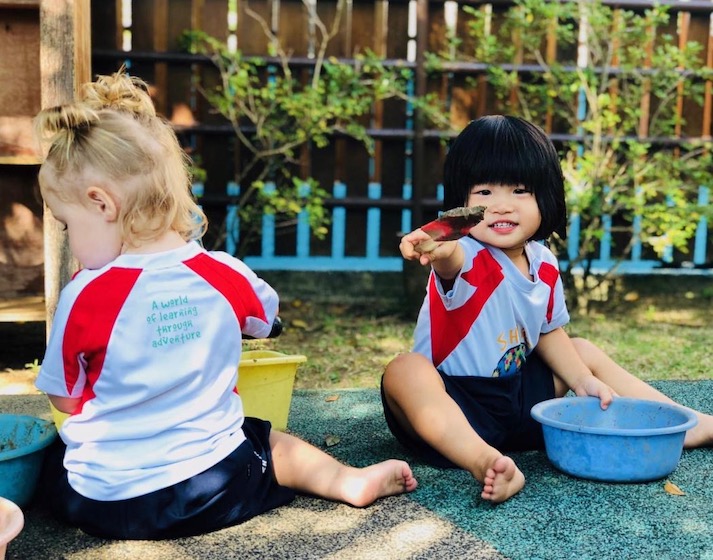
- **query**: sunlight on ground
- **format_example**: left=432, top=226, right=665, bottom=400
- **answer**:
left=323, top=518, right=452, bottom=560
left=375, top=335, right=412, bottom=354
left=246, top=506, right=370, bottom=537
left=0, top=370, right=40, bottom=395
left=65, top=540, right=185, bottom=559
left=639, top=307, right=707, bottom=328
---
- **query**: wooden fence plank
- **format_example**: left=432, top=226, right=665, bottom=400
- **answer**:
left=201, top=0, right=228, bottom=40
left=370, top=0, right=388, bottom=184
left=131, top=0, right=153, bottom=51
left=681, top=10, right=708, bottom=137
left=316, top=0, right=349, bottom=58
left=89, top=0, right=119, bottom=50
left=703, top=14, right=713, bottom=138
left=351, top=0, right=376, bottom=52
left=674, top=10, right=690, bottom=144
left=237, top=0, right=271, bottom=54
left=279, top=0, right=308, bottom=55
left=0, top=6, right=40, bottom=163
left=637, top=19, right=655, bottom=138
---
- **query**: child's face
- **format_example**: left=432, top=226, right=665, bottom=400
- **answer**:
left=41, top=171, right=123, bottom=270
left=466, top=183, right=541, bottom=255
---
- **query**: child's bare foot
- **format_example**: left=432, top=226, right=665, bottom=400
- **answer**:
left=339, top=459, right=418, bottom=507
left=480, top=455, right=524, bottom=503
left=683, top=413, right=713, bottom=448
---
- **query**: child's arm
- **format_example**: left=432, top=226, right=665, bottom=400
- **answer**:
left=399, top=230, right=464, bottom=280
left=535, top=327, right=616, bottom=408
left=48, top=394, right=81, bottom=414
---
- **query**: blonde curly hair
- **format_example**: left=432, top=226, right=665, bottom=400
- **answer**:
left=35, top=68, right=207, bottom=246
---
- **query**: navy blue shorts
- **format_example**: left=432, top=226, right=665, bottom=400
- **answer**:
left=381, top=352, right=556, bottom=468
left=39, top=417, right=295, bottom=540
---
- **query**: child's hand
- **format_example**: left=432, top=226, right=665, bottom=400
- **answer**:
left=399, top=230, right=457, bottom=266
left=574, top=376, right=616, bottom=410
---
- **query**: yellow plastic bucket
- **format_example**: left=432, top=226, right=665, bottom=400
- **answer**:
left=50, top=403, right=67, bottom=432
left=50, top=350, right=306, bottom=432
left=237, top=350, right=306, bottom=431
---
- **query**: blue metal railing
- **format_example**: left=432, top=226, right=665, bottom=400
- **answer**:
left=195, top=183, right=712, bottom=275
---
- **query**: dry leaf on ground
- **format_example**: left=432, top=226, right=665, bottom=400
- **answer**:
left=664, top=480, right=685, bottom=495
left=291, top=319, right=309, bottom=330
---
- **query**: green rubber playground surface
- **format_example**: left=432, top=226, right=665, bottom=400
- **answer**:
left=3, top=381, right=712, bottom=560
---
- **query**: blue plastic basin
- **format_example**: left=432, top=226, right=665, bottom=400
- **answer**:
left=0, top=415, right=57, bottom=507
left=530, top=397, right=697, bottom=482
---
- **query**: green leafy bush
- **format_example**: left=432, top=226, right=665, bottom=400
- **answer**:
left=181, top=2, right=447, bottom=256
left=437, top=0, right=713, bottom=309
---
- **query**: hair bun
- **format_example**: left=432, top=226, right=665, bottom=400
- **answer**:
left=35, top=68, right=156, bottom=154
left=33, top=104, right=100, bottom=153
left=80, top=68, right=156, bottom=119
left=38, top=104, right=99, bottom=134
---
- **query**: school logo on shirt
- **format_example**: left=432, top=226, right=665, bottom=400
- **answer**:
left=493, top=343, right=528, bottom=377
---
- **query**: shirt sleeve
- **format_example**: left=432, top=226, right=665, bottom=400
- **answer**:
left=35, top=281, right=87, bottom=398
left=538, top=248, right=570, bottom=333
left=430, top=238, right=480, bottom=309
left=208, top=251, right=279, bottom=339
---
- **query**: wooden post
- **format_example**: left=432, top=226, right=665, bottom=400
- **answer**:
left=702, top=14, right=713, bottom=139
left=39, top=0, right=91, bottom=335
left=401, top=0, right=429, bottom=319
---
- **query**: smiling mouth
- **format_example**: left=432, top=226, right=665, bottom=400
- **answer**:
left=490, top=222, right=517, bottom=229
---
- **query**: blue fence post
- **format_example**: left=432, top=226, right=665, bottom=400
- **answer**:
left=332, top=182, right=347, bottom=262
left=366, top=183, right=382, bottom=264
left=401, top=184, right=412, bottom=235
left=191, top=182, right=204, bottom=203
left=225, top=181, right=240, bottom=255
left=662, top=194, right=674, bottom=264
left=568, top=214, right=581, bottom=263
left=296, top=182, right=311, bottom=258
left=694, top=186, right=709, bottom=266
left=191, top=182, right=205, bottom=247
left=261, top=182, right=276, bottom=259
left=600, top=186, right=612, bottom=265
left=631, top=187, right=643, bottom=262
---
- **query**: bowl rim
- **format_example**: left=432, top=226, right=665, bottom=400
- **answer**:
left=531, top=396, right=699, bottom=436
left=0, top=414, right=58, bottom=461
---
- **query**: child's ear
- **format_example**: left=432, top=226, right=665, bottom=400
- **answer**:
left=85, top=186, right=119, bottom=221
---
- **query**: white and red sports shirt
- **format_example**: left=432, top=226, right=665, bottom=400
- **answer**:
left=36, top=242, right=278, bottom=501
left=412, top=238, right=569, bottom=377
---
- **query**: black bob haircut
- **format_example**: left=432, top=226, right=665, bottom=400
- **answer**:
left=442, top=115, right=567, bottom=241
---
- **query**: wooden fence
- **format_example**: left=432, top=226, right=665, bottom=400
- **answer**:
left=89, top=0, right=713, bottom=274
